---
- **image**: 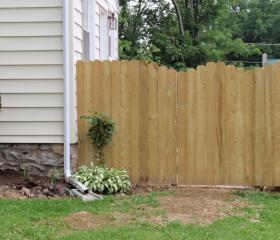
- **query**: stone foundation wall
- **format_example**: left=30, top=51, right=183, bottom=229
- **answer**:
left=0, top=144, right=78, bottom=179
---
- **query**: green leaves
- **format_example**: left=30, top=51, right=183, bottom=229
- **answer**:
left=72, top=164, right=131, bottom=195
left=79, top=112, right=128, bottom=194
left=81, top=111, right=115, bottom=164
left=119, top=0, right=280, bottom=69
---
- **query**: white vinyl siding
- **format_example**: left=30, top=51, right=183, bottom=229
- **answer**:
left=69, top=0, right=119, bottom=143
left=94, top=0, right=118, bottom=60
left=0, top=51, right=63, bottom=65
left=0, top=122, right=63, bottom=136
left=0, top=80, right=63, bottom=93
left=0, top=0, right=62, bottom=8
left=2, top=94, right=63, bottom=108
left=0, top=136, right=63, bottom=143
left=0, top=0, right=119, bottom=144
left=0, top=66, right=63, bottom=79
left=69, top=0, right=84, bottom=143
left=0, top=23, right=62, bottom=37
left=0, top=108, right=63, bottom=122
left=94, top=3, right=101, bottom=59
left=0, top=0, right=64, bottom=143
left=0, top=37, right=63, bottom=51
left=73, top=1, right=83, bottom=60
left=0, top=8, right=62, bottom=22
left=96, top=0, right=109, bottom=10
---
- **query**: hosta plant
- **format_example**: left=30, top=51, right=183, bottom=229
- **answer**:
left=72, top=164, right=131, bottom=194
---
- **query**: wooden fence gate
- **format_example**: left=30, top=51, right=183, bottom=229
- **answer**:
left=77, top=60, right=280, bottom=186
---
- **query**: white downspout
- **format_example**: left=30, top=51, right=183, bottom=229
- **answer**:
left=63, top=0, right=71, bottom=180
left=63, top=0, right=88, bottom=193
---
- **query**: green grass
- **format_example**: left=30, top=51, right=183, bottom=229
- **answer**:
left=0, top=190, right=280, bottom=240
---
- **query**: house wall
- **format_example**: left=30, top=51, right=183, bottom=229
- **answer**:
left=73, top=1, right=84, bottom=64
left=94, top=2, right=101, bottom=59
left=68, top=0, right=84, bottom=144
left=0, top=0, right=119, bottom=146
left=0, top=143, right=78, bottom=178
left=69, top=0, right=119, bottom=143
left=0, top=0, right=119, bottom=177
left=0, top=0, right=64, bottom=144
left=94, top=0, right=119, bottom=60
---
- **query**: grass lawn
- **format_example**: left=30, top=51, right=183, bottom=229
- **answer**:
left=0, top=189, right=279, bottom=240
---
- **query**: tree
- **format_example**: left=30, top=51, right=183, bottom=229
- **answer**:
left=171, top=0, right=184, bottom=36
left=118, top=0, right=162, bottom=60
left=228, top=0, right=280, bottom=59
left=119, top=0, right=279, bottom=69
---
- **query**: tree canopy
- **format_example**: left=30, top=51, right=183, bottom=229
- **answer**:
left=119, top=0, right=280, bottom=69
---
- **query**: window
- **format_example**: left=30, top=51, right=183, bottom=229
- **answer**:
left=82, top=0, right=90, bottom=60
left=82, top=0, right=90, bottom=31
left=83, top=31, right=90, bottom=60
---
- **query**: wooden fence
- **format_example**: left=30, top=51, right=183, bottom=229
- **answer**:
left=77, top=60, right=280, bottom=186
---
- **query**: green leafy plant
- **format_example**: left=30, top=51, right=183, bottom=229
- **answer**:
left=81, top=111, right=115, bottom=165
left=72, top=164, right=131, bottom=194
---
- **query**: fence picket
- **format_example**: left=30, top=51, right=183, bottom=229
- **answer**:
left=157, top=66, right=169, bottom=183
left=177, top=71, right=188, bottom=185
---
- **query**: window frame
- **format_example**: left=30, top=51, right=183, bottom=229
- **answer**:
left=82, top=0, right=91, bottom=60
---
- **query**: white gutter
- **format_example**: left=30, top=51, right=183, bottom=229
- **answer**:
left=63, top=0, right=88, bottom=193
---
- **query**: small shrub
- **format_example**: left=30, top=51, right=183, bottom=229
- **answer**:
left=81, top=111, right=115, bottom=165
left=72, top=164, right=131, bottom=194
left=50, top=168, right=60, bottom=187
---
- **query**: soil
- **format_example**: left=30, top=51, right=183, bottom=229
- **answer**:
left=64, top=187, right=253, bottom=230
left=64, top=211, right=111, bottom=229
left=0, top=169, right=25, bottom=185
left=129, top=184, right=177, bottom=194
left=149, top=187, right=249, bottom=225
left=64, top=211, right=131, bottom=230
left=1, top=169, right=278, bottom=199
left=0, top=171, right=176, bottom=199
left=0, top=169, right=68, bottom=199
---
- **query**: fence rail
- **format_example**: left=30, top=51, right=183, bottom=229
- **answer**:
left=77, top=60, right=280, bottom=186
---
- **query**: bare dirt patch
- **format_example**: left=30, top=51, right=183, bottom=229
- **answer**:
left=149, top=187, right=249, bottom=225
left=0, top=169, right=24, bottom=185
left=64, top=211, right=131, bottom=230
left=130, top=184, right=177, bottom=194
left=65, top=211, right=111, bottom=229
left=64, top=187, right=251, bottom=230
left=0, top=170, right=68, bottom=199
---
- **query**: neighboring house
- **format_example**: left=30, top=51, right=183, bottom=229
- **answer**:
left=262, top=53, right=280, bottom=66
left=0, top=0, right=119, bottom=177
left=267, top=59, right=280, bottom=65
